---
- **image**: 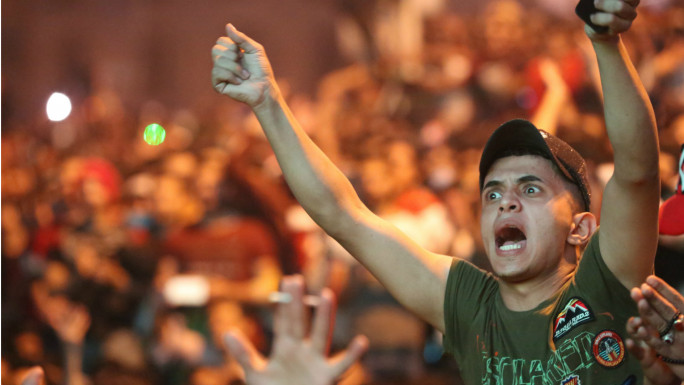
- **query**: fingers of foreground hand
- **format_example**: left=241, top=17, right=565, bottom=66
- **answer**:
left=626, top=337, right=651, bottom=365
left=213, top=36, right=241, bottom=55
left=627, top=316, right=643, bottom=336
left=631, top=286, right=646, bottom=304
left=212, top=67, right=244, bottom=92
left=639, top=283, right=680, bottom=329
left=625, top=339, right=681, bottom=385
left=273, top=276, right=306, bottom=342
left=627, top=316, right=660, bottom=347
left=212, top=41, right=246, bottom=72
left=311, top=288, right=335, bottom=354
left=594, top=0, right=637, bottom=20
left=646, top=276, right=684, bottom=315
left=224, top=329, right=266, bottom=373
left=636, top=285, right=673, bottom=329
left=225, top=24, right=262, bottom=55
left=211, top=46, right=249, bottom=90
left=286, top=275, right=306, bottom=339
left=212, top=40, right=249, bottom=77
left=628, top=315, right=668, bottom=353
left=590, top=12, right=633, bottom=34
left=329, top=335, right=369, bottom=378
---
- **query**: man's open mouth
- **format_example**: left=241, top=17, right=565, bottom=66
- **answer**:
left=495, top=226, right=527, bottom=251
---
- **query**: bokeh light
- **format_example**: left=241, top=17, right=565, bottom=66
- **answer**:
left=143, top=123, right=166, bottom=146
left=46, top=92, right=72, bottom=122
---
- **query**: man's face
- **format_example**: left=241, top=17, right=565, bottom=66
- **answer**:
left=480, top=155, right=577, bottom=283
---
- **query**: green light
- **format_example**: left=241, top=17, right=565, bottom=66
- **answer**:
left=143, top=123, right=166, bottom=146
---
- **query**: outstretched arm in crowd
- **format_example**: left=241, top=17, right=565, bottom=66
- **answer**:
left=530, top=58, right=570, bottom=135
left=224, top=275, right=368, bottom=385
left=211, top=25, right=453, bottom=332
left=588, top=0, right=660, bottom=290
left=32, top=283, right=91, bottom=385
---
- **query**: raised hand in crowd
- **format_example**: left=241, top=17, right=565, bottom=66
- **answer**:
left=212, top=24, right=275, bottom=108
left=31, top=282, right=91, bottom=385
left=584, top=0, right=639, bottom=39
left=223, top=275, right=368, bottom=385
left=627, top=275, right=684, bottom=384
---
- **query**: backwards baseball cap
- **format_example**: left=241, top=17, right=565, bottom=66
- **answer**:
left=479, top=119, right=591, bottom=212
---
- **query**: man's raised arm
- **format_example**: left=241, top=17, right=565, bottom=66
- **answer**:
left=587, top=0, right=660, bottom=289
left=211, top=24, right=453, bottom=331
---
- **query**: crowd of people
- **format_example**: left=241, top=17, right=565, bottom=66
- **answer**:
left=2, top=0, right=684, bottom=384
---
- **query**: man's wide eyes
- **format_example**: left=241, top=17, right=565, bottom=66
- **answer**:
left=524, top=185, right=541, bottom=194
left=486, top=191, right=502, bottom=200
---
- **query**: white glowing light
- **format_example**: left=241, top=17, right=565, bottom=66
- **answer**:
left=46, top=92, right=72, bottom=122
left=163, top=275, right=210, bottom=306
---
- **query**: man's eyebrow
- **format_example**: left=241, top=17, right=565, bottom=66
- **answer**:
left=517, top=175, right=543, bottom=184
left=483, top=180, right=502, bottom=190
left=483, top=175, right=543, bottom=190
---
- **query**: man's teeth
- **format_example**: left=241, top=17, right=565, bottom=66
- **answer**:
left=499, top=242, right=523, bottom=251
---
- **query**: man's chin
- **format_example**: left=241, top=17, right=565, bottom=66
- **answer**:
left=492, top=268, right=529, bottom=284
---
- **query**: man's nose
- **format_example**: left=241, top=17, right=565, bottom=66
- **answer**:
left=498, top=193, right=521, bottom=213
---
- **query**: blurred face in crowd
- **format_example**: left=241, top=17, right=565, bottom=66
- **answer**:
left=360, top=157, right=397, bottom=206
left=483, top=0, right=525, bottom=57
left=74, top=241, right=101, bottom=278
left=438, top=91, right=476, bottom=134
left=44, top=260, right=71, bottom=292
left=59, top=157, right=84, bottom=199
left=14, top=331, right=44, bottom=363
left=387, top=141, right=420, bottom=190
left=164, top=152, right=198, bottom=180
left=83, top=177, right=111, bottom=208
left=154, top=174, right=204, bottom=226
left=196, top=158, right=225, bottom=208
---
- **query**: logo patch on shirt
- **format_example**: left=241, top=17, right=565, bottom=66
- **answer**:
left=553, top=297, right=595, bottom=341
left=561, top=374, right=580, bottom=385
left=592, top=329, right=625, bottom=368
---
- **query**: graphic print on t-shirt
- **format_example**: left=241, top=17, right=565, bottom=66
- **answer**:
left=480, top=331, right=597, bottom=384
left=592, top=329, right=625, bottom=368
left=553, top=297, right=595, bottom=341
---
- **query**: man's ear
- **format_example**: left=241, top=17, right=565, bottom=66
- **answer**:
left=567, top=212, right=597, bottom=246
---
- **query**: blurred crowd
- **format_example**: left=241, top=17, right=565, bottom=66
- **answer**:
left=3, top=1, right=684, bottom=384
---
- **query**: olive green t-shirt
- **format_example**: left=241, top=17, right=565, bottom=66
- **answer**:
left=443, top=231, right=643, bottom=385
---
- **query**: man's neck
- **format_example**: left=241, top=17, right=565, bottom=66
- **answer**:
left=498, top=264, right=576, bottom=312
